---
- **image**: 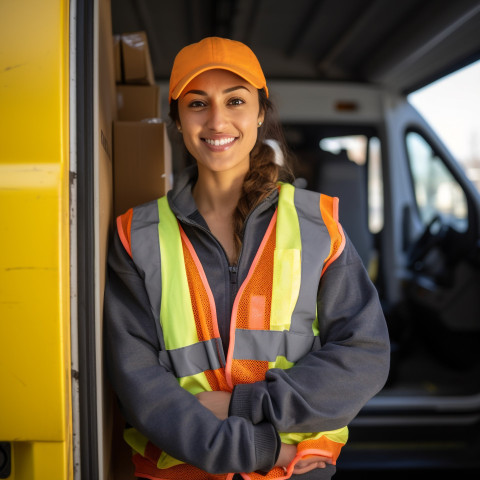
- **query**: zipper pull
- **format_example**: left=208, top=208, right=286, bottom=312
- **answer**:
left=228, top=265, right=238, bottom=285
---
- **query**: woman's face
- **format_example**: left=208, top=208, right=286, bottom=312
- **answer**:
left=177, top=69, right=264, bottom=177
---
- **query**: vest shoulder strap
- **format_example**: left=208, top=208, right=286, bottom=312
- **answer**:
left=319, top=194, right=346, bottom=274
left=283, top=186, right=346, bottom=274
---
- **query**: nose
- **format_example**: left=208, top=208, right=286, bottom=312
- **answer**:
left=206, top=102, right=227, bottom=131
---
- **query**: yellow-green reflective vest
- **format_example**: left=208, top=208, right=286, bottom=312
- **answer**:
left=123, top=183, right=348, bottom=479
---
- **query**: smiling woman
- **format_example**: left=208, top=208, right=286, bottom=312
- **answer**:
left=177, top=71, right=262, bottom=178
left=103, top=36, right=390, bottom=480
left=174, top=70, right=266, bottom=262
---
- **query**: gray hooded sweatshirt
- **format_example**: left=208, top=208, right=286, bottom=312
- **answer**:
left=103, top=166, right=390, bottom=478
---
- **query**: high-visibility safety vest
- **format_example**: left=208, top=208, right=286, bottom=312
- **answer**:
left=117, top=183, right=348, bottom=480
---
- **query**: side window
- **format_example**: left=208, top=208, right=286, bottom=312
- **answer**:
left=405, top=131, right=468, bottom=232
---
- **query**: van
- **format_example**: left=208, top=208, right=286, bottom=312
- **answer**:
left=271, top=81, right=480, bottom=472
left=1, top=0, right=479, bottom=478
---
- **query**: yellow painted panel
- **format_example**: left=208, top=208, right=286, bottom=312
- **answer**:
left=11, top=441, right=70, bottom=480
left=0, top=179, right=67, bottom=441
left=0, top=8, right=71, bottom=480
left=0, top=0, right=68, bottom=164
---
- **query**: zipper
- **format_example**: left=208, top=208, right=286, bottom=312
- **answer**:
left=178, top=221, right=240, bottom=367
left=228, top=265, right=238, bottom=304
left=228, top=265, right=238, bottom=283
left=175, top=197, right=275, bottom=367
left=175, top=220, right=226, bottom=364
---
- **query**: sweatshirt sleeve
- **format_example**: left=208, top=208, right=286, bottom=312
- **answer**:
left=229, top=235, right=390, bottom=433
left=103, top=228, right=279, bottom=474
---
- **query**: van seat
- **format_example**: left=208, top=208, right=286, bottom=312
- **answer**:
left=315, top=148, right=374, bottom=273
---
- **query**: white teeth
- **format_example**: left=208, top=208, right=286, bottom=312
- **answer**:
left=205, top=137, right=235, bottom=146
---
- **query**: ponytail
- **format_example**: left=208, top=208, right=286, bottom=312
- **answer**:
left=232, top=89, right=294, bottom=258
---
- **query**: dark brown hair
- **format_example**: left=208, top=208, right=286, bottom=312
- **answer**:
left=169, top=88, right=294, bottom=261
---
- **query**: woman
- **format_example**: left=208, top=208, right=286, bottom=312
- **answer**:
left=104, top=37, right=390, bottom=480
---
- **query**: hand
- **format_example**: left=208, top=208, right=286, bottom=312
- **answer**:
left=275, top=443, right=331, bottom=475
left=195, top=391, right=232, bottom=420
left=292, top=455, right=331, bottom=475
left=274, top=443, right=296, bottom=468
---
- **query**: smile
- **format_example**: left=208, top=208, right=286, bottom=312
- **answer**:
left=203, top=137, right=236, bottom=146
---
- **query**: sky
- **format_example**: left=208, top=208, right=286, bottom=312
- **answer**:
left=408, top=59, right=480, bottom=166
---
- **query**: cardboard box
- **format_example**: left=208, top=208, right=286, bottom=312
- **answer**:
left=113, top=121, right=172, bottom=216
left=116, top=85, right=161, bottom=121
left=121, top=31, right=155, bottom=85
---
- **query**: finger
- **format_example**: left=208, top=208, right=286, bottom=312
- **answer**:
left=293, top=460, right=327, bottom=474
left=293, top=462, right=321, bottom=475
left=296, top=457, right=329, bottom=469
left=301, top=455, right=331, bottom=463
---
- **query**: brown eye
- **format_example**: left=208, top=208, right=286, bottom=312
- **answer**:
left=189, top=100, right=207, bottom=108
left=229, top=97, right=245, bottom=106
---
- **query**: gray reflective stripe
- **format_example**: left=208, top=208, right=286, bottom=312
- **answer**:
left=158, top=338, right=223, bottom=378
left=233, top=329, right=316, bottom=362
left=291, top=188, right=331, bottom=335
left=130, top=200, right=166, bottom=350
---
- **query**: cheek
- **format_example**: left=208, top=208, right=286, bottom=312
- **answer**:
left=177, top=114, right=199, bottom=145
left=243, top=116, right=260, bottom=145
left=182, top=133, right=199, bottom=159
left=177, top=105, right=193, bottom=129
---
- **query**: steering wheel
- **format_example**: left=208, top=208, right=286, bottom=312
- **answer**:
left=407, top=214, right=448, bottom=269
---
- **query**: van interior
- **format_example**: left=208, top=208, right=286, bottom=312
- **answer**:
left=76, top=0, right=480, bottom=478
left=282, top=120, right=480, bottom=395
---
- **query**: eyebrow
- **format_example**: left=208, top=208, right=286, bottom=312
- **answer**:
left=183, top=85, right=251, bottom=97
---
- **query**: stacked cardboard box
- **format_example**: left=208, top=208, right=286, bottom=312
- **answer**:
left=113, top=121, right=172, bottom=216
left=113, top=31, right=172, bottom=217
left=116, top=84, right=161, bottom=122
left=114, top=31, right=161, bottom=121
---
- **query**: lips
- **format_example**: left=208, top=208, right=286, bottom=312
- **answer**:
left=202, top=136, right=238, bottom=151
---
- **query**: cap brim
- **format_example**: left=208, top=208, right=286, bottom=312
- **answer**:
left=170, top=63, right=268, bottom=101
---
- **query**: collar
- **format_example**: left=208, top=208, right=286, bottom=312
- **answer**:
left=167, top=165, right=279, bottom=226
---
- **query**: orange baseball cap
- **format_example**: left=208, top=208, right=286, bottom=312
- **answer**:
left=169, top=37, right=268, bottom=102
